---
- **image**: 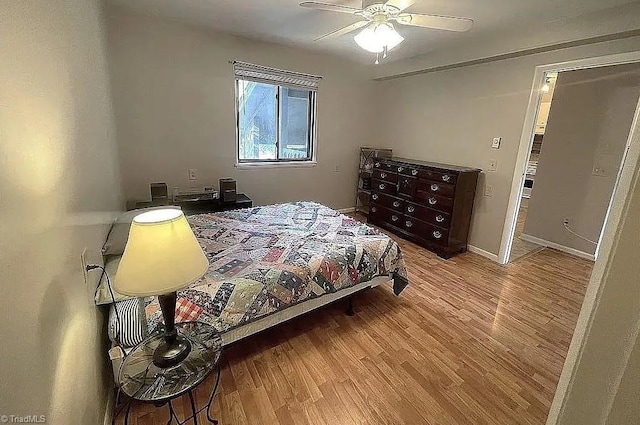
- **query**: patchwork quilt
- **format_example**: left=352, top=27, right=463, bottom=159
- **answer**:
left=146, top=201, right=408, bottom=334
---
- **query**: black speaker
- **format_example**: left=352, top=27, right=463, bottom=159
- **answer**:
left=219, top=178, right=237, bottom=203
left=150, top=182, right=168, bottom=201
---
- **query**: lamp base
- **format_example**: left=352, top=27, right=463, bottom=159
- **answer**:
left=153, top=292, right=192, bottom=368
left=153, top=335, right=192, bottom=368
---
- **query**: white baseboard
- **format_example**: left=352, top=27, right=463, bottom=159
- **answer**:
left=520, top=233, right=595, bottom=261
left=467, top=245, right=500, bottom=263
left=338, top=207, right=356, bottom=214
left=103, top=386, right=115, bottom=425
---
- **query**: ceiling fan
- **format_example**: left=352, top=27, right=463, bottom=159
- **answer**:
left=300, top=0, right=473, bottom=63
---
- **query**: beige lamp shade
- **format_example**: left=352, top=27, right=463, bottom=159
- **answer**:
left=114, top=209, right=209, bottom=296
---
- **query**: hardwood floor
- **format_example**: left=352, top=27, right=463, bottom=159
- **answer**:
left=115, top=232, right=592, bottom=425
left=509, top=198, right=544, bottom=262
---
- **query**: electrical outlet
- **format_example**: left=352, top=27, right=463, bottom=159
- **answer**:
left=563, top=218, right=570, bottom=226
left=188, top=169, right=197, bottom=180
left=592, top=165, right=606, bottom=177
left=484, top=184, right=494, bottom=197
left=334, top=165, right=340, bottom=172
left=491, top=137, right=501, bottom=149
left=81, top=247, right=89, bottom=285
left=488, top=159, right=498, bottom=172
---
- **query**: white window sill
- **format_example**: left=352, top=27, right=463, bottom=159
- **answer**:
left=235, top=161, right=317, bottom=169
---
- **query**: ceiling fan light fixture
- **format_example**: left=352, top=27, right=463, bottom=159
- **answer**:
left=354, top=22, right=404, bottom=54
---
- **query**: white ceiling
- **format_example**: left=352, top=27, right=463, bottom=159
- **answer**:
left=107, top=0, right=640, bottom=64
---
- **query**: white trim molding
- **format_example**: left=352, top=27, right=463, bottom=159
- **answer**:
left=498, top=51, right=640, bottom=265
left=338, top=207, right=356, bottom=214
left=467, top=244, right=500, bottom=262
left=520, top=234, right=595, bottom=261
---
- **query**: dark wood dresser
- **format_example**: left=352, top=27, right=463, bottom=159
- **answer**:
left=368, top=157, right=480, bottom=259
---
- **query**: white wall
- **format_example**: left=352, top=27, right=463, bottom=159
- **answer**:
left=375, top=36, right=640, bottom=255
left=551, top=111, right=640, bottom=424
left=0, top=1, right=123, bottom=424
left=106, top=7, right=377, bottom=209
left=524, top=64, right=640, bottom=256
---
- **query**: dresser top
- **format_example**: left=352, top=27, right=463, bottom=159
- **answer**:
left=384, top=157, right=481, bottom=173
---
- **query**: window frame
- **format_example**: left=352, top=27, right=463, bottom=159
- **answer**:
left=234, top=78, right=318, bottom=167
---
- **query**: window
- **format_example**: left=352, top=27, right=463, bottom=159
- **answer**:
left=234, top=62, right=320, bottom=164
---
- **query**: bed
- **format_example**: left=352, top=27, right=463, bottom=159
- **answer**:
left=101, top=201, right=408, bottom=348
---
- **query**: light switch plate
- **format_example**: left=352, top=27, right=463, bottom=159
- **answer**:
left=488, top=159, right=498, bottom=172
left=484, top=184, right=494, bottom=197
left=188, top=169, right=197, bottom=180
left=491, top=137, right=501, bottom=149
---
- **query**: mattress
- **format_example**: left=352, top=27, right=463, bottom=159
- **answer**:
left=145, top=201, right=408, bottom=335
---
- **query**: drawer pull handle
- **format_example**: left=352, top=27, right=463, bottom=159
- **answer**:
left=391, top=215, right=399, bottom=222
left=431, top=183, right=439, bottom=191
left=371, top=207, right=377, bottom=213
left=407, top=206, right=415, bottom=213
left=375, top=162, right=380, bottom=168
left=442, top=174, right=451, bottom=182
left=406, top=221, right=413, bottom=228
left=380, top=172, right=387, bottom=179
left=436, top=215, right=445, bottom=223
left=411, top=169, right=418, bottom=176
left=428, top=197, right=437, bottom=205
left=372, top=194, right=378, bottom=200
left=433, top=230, right=443, bottom=239
left=393, top=201, right=400, bottom=208
left=379, top=183, right=386, bottom=190
left=398, top=167, right=404, bottom=172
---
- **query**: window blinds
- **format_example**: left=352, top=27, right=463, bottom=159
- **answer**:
left=232, top=61, right=322, bottom=91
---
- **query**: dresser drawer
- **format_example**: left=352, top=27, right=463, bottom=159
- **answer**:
left=371, top=192, right=404, bottom=212
left=415, top=191, right=454, bottom=212
left=398, top=166, right=420, bottom=178
left=370, top=204, right=403, bottom=226
left=373, top=161, right=396, bottom=172
left=397, top=175, right=417, bottom=198
left=372, top=179, right=397, bottom=196
left=404, top=203, right=451, bottom=228
left=401, top=217, right=449, bottom=245
left=417, top=179, right=455, bottom=198
left=422, top=224, right=449, bottom=245
left=372, top=168, right=398, bottom=183
left=418, top=169, right=458, bottom=185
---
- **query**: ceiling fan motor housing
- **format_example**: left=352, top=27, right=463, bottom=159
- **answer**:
left=360, top=0, right=402, bottom=19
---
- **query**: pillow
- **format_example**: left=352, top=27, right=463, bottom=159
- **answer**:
left=108, top=298, right=149, bottom=347
left=95, top=256, right=133, bottom=305
left=102, top=206, right=180, bottom=256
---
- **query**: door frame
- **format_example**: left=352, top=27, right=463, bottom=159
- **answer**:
left=497, top=51, right=640, bottom=265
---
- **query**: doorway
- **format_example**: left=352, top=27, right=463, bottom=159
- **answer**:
left=508, top=72, right=558, bottom=262
left=503, top=61, right=640, bottom=264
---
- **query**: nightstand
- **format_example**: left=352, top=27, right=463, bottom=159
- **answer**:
left=116, top=322, right=223, bottom=424
left=133, top=193, right=253, bottom=215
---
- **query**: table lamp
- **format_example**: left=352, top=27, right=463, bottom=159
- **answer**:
left=114, top=209, right=208, bottom=368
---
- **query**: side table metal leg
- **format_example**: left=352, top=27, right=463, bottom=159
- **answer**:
left=206, top=366, right=221, bottom=424
left=188, top=390, right=198, bottom=425
left=167, top=400, right=177, bottom=425
left=124, top=402, right=132, bottom=425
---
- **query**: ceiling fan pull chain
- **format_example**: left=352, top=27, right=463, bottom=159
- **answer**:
left=375, top=52, right=380, bottom=65
left=383, top=45, right=388, bottom=59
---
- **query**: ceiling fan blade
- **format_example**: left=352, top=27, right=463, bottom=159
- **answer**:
left=395, top=13, right=473, bottom=32
left=315, top=20, right=369, bottom=41
left=299, top=1, right=361, bottom=14
left=385, top=0, right=416, bottom=12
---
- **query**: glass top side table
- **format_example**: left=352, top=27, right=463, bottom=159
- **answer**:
left=117, top=321, right=223, bottom=424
